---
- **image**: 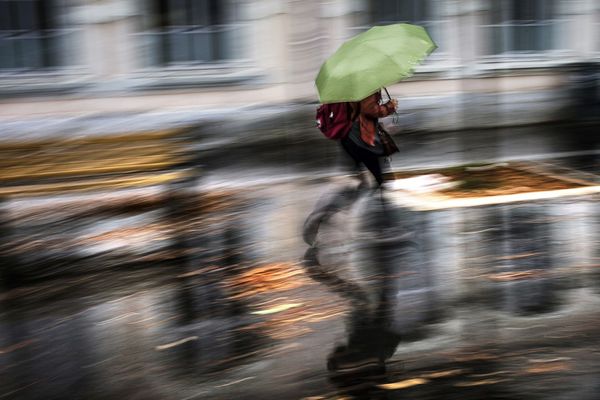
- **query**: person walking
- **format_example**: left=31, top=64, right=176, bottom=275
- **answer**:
left=342, top=90, right=398, bottom=187
left=304, top=23, right=437, bottom=374
left=303, top=89, right=397, bottom=247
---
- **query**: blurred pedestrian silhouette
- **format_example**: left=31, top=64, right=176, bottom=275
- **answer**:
left=302, top=90, right=406, bottom=374
left=302, top=194, right=405, bottom=376
left=305, top=89, right=398, bottom=247
left=341, top=89, right=398, bottom=186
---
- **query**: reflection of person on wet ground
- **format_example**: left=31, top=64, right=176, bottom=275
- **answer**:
left=302, top=90, right=401, bottom=375
left=303, top=198, right=402, bottom=375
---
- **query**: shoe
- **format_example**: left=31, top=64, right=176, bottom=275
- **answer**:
left=327, top=347, right=386, bottom=375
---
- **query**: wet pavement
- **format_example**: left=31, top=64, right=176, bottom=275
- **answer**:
left=0, top=121, right=599, bottom=399
left=1, top=175, right=599, bottom=399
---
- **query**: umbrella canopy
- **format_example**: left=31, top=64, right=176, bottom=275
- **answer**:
left=315, top=24, right=437, bottom=103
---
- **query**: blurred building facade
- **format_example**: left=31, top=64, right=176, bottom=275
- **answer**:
left=0, top=0, right=599, bottom=130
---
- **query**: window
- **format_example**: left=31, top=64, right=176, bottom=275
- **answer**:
left=370, top=0, right=430, bottom=25
left=0, top=0, right=73, bottom=70
left=484, top=0, right=559, bottom=55
left=140, top=0, right=244, bottom=66
left=366, top=0, right=444, bottom=54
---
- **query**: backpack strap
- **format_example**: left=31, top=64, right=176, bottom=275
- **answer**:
left=348, top=102, right=360, bottom=122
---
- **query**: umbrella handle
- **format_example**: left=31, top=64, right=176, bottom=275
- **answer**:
left=383, top=87, right=397, bottom=111
left=383, top=87, right=392, bottom=102
left=383, top=87, right=401, bottom=125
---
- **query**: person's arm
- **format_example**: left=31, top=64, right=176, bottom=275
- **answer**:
left=360, top=93, right=396, bottom=118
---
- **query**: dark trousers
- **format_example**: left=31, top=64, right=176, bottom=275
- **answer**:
left=340, top=134, right=384, bottom=186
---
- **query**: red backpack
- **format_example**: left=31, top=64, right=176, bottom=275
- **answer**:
left=315, top=102, right=353, bottom=140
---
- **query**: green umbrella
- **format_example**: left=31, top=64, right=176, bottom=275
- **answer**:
left=315, top=23, right=437, bottom=103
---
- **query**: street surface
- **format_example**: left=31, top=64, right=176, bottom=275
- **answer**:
left=0, top=122, right=599, bottom=399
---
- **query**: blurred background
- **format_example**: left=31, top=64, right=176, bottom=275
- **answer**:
left=0, top=1, right=599, bottom=399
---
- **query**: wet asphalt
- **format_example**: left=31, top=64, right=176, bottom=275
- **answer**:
left=0, top=121, right=599, bottom=399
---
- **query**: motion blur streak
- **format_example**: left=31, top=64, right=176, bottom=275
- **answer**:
left=0, top=1, right=598, bottom=399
